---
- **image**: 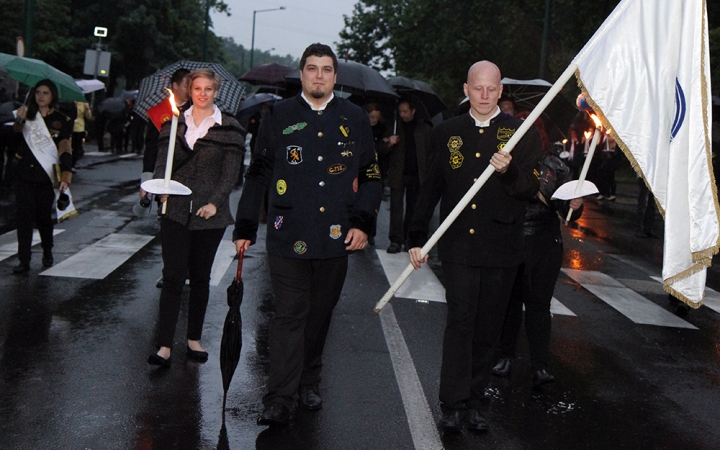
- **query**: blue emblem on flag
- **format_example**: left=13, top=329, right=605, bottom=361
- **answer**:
left=670, top=78, right=686, bottom=141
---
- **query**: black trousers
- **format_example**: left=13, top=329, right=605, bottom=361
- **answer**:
left=497, top=233, right=563, bottom=372
left=637, top=178, right=657, bottom=233
left=440, top=262, right=518, bottom=411
left=264, top=254, right=348, bottom=409
left=389, top=175, right=420, bottom=245
left=16, top=179, right=55, bottom=263
left=155, top=217, right=225, bottom=348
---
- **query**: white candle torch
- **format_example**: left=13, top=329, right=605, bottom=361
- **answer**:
left=583, top=130, right=592, bottom=155
left=566, top=114, right=603, bottom=220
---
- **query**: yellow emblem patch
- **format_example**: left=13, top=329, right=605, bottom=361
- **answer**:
left=449, top=151, right=464, bottom=169
left=497, top=142, right=506, bottom=152
left=497, top=127, right=515, bottom=141
left=447, top=136, right=463, bottom=151
left=276, top=179, right=287, bottom=195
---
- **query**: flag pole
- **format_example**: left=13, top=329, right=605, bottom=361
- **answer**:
left=374, top=63, right=579, bottom=313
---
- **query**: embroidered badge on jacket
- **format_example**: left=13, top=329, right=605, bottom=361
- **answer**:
left=328, top=164, right=346, bottom=174
left=449, top=151, right=464, bottom=169
left=329, top=224, right=342, bottom=239
left=294, top=241, right=308, bottom=254
left=286, top=145, right=303, bottom=164
left=276, top=179, right=287, bottom=195
left=339, top=125, right=350, bottom=137
left=283, top=122, right=307, bottom=135
left=447, top=136, right=463, bottom=151
left=496, top=127, right=515, bottom=141
left=274, top=216, right=284, bottom=229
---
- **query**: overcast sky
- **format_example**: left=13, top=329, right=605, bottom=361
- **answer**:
left=210, top=0, right=357, bottom=60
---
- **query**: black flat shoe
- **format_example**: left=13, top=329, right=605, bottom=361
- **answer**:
left=465, top=409, right=488, bottom=432
left=186, top=346, right=208, bottom=362
left=257, top=403, right=290, bottom=426
left=42, top=254, right=54, bottom=267
left=491, top=358, right=512, bottom=377
left=147, top=353, right=171, bottom=368
left=438, top=410, right=462, bottom=434
left=12, top=263, right=30, bottom=274
left=532, top=369, right=555, bottom=387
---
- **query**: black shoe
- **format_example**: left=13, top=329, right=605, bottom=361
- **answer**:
left=387, top=242, right=401, bottom=254
left=465, top=409, right=488, bottom=433
left=12, top=263, right=30, bottom=274
left=147, top=353, right=171, bottom=368
left=532, top=369, right=555, bottom=387
left=298, top=384, right=323, bottom=410
left=491, top=358, right=512, bottom=377
left=186, top=346, right=208, bottom=362
left=257, top=403, right=290, bottom=426
left=438, top=411, right=462, bottom=434
left=42, top=252, right=54, bottom=267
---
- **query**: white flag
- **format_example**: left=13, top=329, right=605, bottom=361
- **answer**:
left=573, top=0, right=718, bottom=307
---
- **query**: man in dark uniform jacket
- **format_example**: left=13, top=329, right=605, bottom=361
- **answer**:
left=233, top=43, right=382, bottom=426
left=408, top=61, right=542, bottom=434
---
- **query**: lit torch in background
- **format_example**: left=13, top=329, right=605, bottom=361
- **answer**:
left=567, top=114, right=603, bottom=220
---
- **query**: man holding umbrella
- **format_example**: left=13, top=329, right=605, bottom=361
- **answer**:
left=233, top=43, right=382, bottom=426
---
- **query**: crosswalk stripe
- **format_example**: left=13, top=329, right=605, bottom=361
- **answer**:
left=376, top=250, right=446, bottom=303
left=40, top=233, right=153, bottom=279
left=210, top=241, right=238, bottom=286
left=562, top=269, right=697, bottom=329
left=648, top=276, right=720, bottom=315
left=0, top=229, right=64, bottom=262
left=551, top=298, right=576, bottom=316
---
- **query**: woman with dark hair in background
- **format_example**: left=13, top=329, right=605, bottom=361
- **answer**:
left=11, top=79, right=73, bottom=274
left=147, top=68, right=244, bottom=367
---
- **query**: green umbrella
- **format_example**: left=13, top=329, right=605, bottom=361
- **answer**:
left=0, top=53, right=86, bottom=102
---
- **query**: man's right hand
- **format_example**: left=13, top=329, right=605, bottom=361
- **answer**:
left=139, top=188, right=148, bottom=198
left=387, top=135, right=399, bottom=146
left=234, top=239, right=251, bottom=254
left=408, top=247, right=428, bottom=269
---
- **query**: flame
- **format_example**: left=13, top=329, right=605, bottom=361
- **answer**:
left=584, top=131, right=592, bottom=140
left=562, top=138, right=568, bottom=144
left=166, top=88, right=180, bottom=116
left=590, top=114, right=602, bottom=129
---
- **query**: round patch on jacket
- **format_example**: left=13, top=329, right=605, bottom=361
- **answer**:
left=329, top=224, right=342, bottom=239
left=276, top=179, right=287, bottom=195
left=328, top=164, right=346, bottom=174
left=293, top=241, right=307, bottom=254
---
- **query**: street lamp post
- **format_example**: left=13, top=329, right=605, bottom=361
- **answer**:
left=250, top=6, right=285, bottom=69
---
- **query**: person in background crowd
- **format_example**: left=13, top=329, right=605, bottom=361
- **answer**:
left=595, top=133, right=623, bottom=201
left=72, top=101, right=91, bottom=171
left=380, top=99, right=432, bottom=253
left=363, top=102, right=388, bottom=246
left=408, top=61, right=542, bottom=434
left=498, top=96, right=516, bottom=116
left=11, top=79, right=74, bottom=274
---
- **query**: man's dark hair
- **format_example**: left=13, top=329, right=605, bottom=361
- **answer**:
left=171, top=68, right=191, bottom=86
left=398, top=99, right=416, bottom=110
left=498, top=96, right=516, bottom=109
left=363, top=102, right=381, bottom=113
left=299, top=43, right=338, bottom=73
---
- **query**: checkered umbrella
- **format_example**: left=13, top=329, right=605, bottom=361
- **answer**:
left=134, top=61, right=245, bottom=120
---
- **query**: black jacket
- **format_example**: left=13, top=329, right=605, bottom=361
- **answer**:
left=408, top=113, right=542, bottom=267
left=233, top=95, right=382, bottom=259
left=154, top=112, right=244, bottom=230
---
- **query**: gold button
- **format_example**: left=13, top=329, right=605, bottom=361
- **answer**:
left=479, top=129, right=485, bottom=134
left=473, top=178, right=478, bottom=182
left=318, top=132, right=323, bottom=137
left=469, top=229, right=475, bottom=234
left=471, top=204, right=476, bottom=209
left=318, top=111, right=323, bottom=115
left=320, top=207, right=325, bottom=212
left=475, top=152, right=481, bottom=158
left=318, top=156, right=323, bottom=161
left=319, top=181, right=325, bottom=186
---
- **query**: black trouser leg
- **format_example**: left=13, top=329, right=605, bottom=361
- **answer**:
left=523, top=234, right=563, bottom=372
left=186, top=228, right=225, bottom=341
left=402, top=175, right=420, bottom=245
left=497, top=263, right=525, bottom=359
left=440, top=263, right=518, bottom=410
left=389, top=186, right=405, bottom=244
left=16, top=180, right=54, bottom=263
left=264, top=255, right=347, bottom=408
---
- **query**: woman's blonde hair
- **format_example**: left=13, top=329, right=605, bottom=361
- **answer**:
left=188, top=68, right=221, bottom=92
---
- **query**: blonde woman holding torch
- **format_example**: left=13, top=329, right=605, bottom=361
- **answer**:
left=148, top=68, right=244, bottom=367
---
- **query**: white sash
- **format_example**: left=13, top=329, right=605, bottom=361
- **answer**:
left=21, top=112, right=59, bottom=182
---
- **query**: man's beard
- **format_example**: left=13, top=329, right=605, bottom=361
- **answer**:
left=310, top=88, right=326, bottom=99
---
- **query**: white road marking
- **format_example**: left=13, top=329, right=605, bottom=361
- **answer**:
left=648, top=276, right=720, bottom=315
left=210, top=240, right=238, bottom=286
left=551, top=298, right=576, bottom=316
left=0, top=229, right=64, bottom=262
left=40, top=233, right=153, bottom=279
left=379, top=303, right=442, bottom=450
left=376, top=250, right=446, bottom=303
left=562, top=269, right=697, bottom=329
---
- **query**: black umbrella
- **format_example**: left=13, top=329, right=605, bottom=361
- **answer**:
left=221, top=248, right=244, bottom=414
left=134, top=61, right=246, bottom=120
left=240, top=63, right=294, bottom=86
left=387, top=76, right=447, bottom=118
left=286, top=59, right=398, bottom=99
left=236, top=93, right=281, bottom=118
left=97, top=97, right=129, bottom=118
left=0, top=100, right=21, bottom=124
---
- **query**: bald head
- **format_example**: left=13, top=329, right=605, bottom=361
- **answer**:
left=464, top=61, right=503, bottom=122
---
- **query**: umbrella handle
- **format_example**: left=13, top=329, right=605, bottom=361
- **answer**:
left=236, top=247, right=244, bottom=281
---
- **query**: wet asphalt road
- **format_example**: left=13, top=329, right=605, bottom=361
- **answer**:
left=1, top=153, right=720, bottom=449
